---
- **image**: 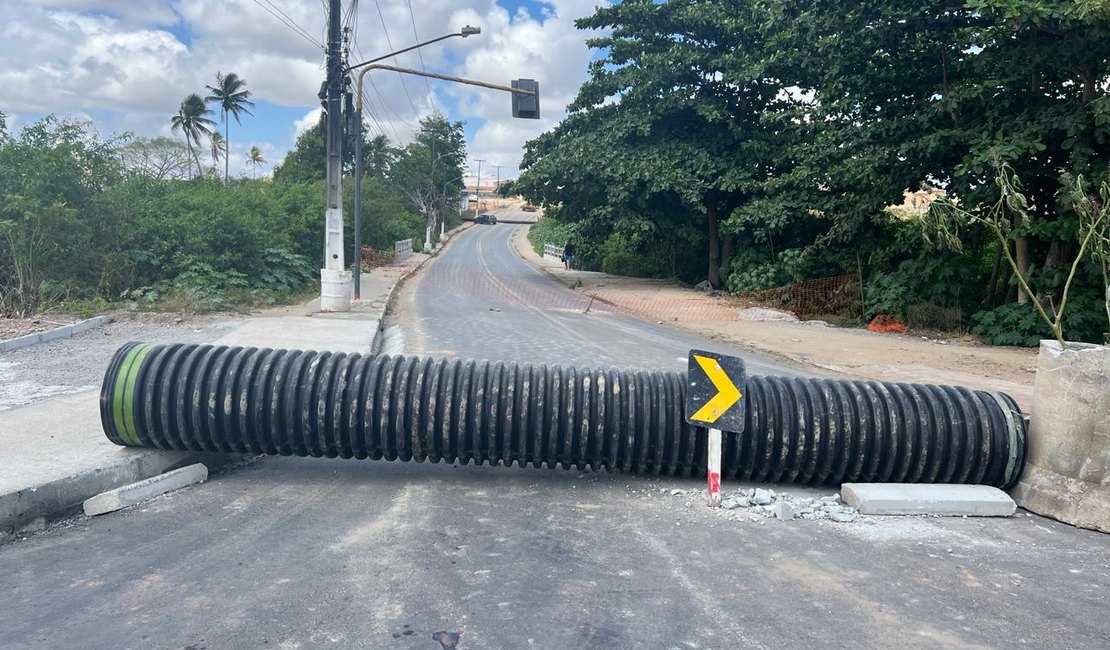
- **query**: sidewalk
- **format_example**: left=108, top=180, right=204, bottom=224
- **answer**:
left=0, top=253, right=429, bottom=539
left=511, top=228, right=1037, bottom=411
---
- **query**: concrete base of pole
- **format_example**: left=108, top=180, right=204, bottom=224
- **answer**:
left=320, top=268, right=353, bottom=312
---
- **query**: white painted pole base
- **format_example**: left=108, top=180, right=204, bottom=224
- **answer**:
left=320, top=268, right=353, bottom=312
left=707, top=427, right=722, bottom=508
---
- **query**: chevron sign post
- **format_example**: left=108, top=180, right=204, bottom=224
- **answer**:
left=685, top=350, right=747, bottom=507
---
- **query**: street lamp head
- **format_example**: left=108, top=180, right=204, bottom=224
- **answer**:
left=460, top=25, right=481, bottom=37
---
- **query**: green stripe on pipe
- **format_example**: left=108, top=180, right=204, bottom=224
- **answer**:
left=112, top=343, right=153, bottom=446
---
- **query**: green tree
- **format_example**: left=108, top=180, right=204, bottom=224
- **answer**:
left=518, top=0, right=788, bottom=285
left=273, top=121, right=327, bottom=184
left=120, top=136, right=191, bottom=180
left=273, top=118, right=394, bottom=185
left=760, top=0, right=1110, bottom=304
left=209, top=131, right=227, bottom=172
left=247, top=145, right=266, bottom=179
left=0, top=117, right=123, bottom=314
left=170, top=93, right=215, bottom=180
left=205, top=71, right=255, bottom=184
left=389, top=113, right=466, bottom=246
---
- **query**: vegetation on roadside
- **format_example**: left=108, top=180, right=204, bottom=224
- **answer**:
left=527, top=209, right=576, bottom=256
left=0, top=90, right=466, bottom=317
left=515, top=0, right=1110, bottom=345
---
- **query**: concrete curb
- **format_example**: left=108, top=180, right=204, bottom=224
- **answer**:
left=83, top=463, right=209, bottom=517
left=1, top=450, right=240, bottom=540
left=0, top=316, right=109, bottom=353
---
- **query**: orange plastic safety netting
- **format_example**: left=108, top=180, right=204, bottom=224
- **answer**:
left=734, top=273, right=864, bottom=319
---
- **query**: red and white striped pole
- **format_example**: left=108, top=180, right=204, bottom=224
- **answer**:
left=707, top=427, right=722, bottom=507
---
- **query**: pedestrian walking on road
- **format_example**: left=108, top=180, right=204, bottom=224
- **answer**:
left=562, top=241, right=576, bottom=270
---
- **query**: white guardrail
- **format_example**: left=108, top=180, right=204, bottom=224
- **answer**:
left=543, top=244, right=565, bottom=262
left=395, top=238, right=413, bottom=261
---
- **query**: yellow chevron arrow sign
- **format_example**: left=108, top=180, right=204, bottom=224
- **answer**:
left=685, top=350, right=746, bottom=430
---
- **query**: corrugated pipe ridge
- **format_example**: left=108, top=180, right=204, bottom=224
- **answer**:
left=101, top=343, right=1026, bottom=488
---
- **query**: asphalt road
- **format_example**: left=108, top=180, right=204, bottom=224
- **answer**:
left=391, top=221, right=800, bottom=376
left=1, top=223, right=1108, bottom=649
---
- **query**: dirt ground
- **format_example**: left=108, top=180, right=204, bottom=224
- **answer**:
left=0, top=315, right=82, bottom=341
left=512, top=227, right=1038, bottom=410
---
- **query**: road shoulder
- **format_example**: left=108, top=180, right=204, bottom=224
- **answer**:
left=508, top=225, right=1035, bottom=410
left=1, top=254, right=435, bottom=539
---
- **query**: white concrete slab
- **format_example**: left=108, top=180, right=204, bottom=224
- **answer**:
left=83, top=463, right=208, bottom=516
left=841, top=483, right=1016, bottom=517
left=215, top=316, right=379, bottom=353
left=0, top=391, right=224, bottom=534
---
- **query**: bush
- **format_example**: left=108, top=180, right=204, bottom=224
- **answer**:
left=863, top=254, right=982, bottom=323
left=727, top=248, right=813, bottom=293
left=528, top=217, right=576, bottom=257
left=971, top=302, right=1055, bottom=347
left=971, top=291, right=1108, bottom=346
left=598, top=232, right=672, bottom=278
left=122, top=248, right=315, bottom=313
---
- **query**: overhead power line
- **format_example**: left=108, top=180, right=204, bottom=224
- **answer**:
left=251, top=0, right=323, bottom=49
left=404, top=0, right=436, bottom=105
left=372, top=0, right=419, bottom=113
left=352, top=41, right=409, bottom=141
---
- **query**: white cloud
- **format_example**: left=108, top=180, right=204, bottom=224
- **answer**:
left=0, top=0, right=606, bottom=175
left=294, top=108, right=322, bottom=136
left=26, top=0, right=179, bottom=26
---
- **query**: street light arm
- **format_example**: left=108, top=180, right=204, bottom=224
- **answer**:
left=354, top=63, right=537, bottom=110
left=346, top=27, right=480, bottom=72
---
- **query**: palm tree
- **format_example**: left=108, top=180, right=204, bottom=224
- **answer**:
left=247, top=145, right=266, bottom=179
left=169, top=93, right=215, bottom=180
left=364, top=134, right=393, bottom=178
left=204, top=71, right=255, bottom=184
left=209, top=131, right=227, bottom=172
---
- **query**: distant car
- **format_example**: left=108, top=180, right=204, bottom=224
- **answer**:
left=522, top=204, right=537, bottom=212
left=475, top=213, right=498, bottom=225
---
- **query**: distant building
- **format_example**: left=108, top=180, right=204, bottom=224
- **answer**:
left=898, top=187, right=946, bottom=213
left=463, top=176, right=511, bottom=211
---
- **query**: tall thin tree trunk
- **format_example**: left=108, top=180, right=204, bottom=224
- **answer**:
left=707, top=210, right=721, bottom=288
left=1014, top=214, right=1030, bottom=304
left=985, top=241, right=1004, bottom=305
left=720, top=234, right=734, bottom=286
left=224, top=111, right=229, bottom=184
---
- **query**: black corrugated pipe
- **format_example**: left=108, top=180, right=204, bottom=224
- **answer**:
left=101, top=343, right=1026, bottom=488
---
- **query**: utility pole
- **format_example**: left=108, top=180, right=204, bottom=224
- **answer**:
left=426, top=128, right=435, bottom=252
left=492, top=164, right=503, bottom=204
left=474, top=158, right=485, bottom=212
left=320, top=0, right=351, bottom=311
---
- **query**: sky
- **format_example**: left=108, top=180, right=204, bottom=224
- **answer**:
left=0, top=0, right=607, bottom=179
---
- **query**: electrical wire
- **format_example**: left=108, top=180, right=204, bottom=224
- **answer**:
left=353, top=40, right=416, bottom=137
left=404, top=0, right=436, bottom=106
left=251, top=0, right=323, bottom=49
left=372, top=0, right=419, bottom=113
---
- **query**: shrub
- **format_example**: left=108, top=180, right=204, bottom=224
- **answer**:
left=598, top=232, right=671, bottom=278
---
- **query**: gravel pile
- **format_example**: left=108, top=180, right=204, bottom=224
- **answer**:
left=665, top=486, right=859, bottom=523
left=720, top=488, right=858, bottom=522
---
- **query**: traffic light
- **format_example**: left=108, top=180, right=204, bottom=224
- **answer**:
left=511, top=79, right=540, bottom=119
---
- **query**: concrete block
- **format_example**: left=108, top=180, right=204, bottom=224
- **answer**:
left=841, top=483, right=1016, bottom=517
left=1011, top=341, right=1110, bottom=533
left=83, top=463, right=208, bottom=517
